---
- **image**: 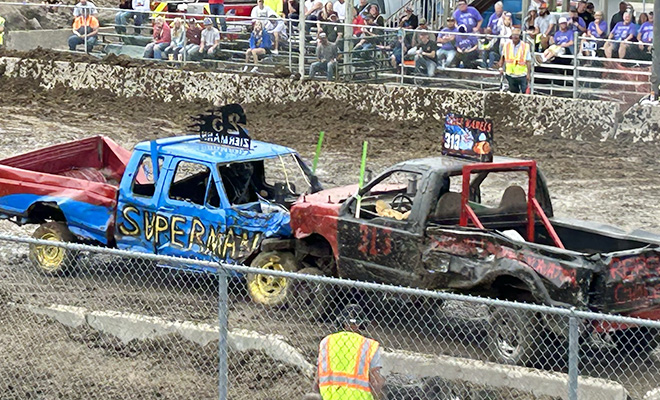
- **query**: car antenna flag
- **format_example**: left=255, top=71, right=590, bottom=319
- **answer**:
left=355, top=141, right=368, bottom=219
left=442, top=113, right=494, bottom=162
left=190, top=104, right=251, bottom=150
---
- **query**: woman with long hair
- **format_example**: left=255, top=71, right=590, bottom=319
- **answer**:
left=243, top=20, right=273, bottom=72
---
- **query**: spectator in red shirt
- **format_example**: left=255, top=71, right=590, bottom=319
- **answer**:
left=143, top=17, right=171, bottom=58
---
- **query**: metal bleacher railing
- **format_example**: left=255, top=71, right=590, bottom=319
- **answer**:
left=0, top=2, right=653, bottom=103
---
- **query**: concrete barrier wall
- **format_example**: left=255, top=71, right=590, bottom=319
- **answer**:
left=6, top=29, right=72, bottom=51
left=0, top=56, right=631, bottom=142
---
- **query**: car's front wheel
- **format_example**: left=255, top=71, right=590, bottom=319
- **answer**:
left=247, top=251, right=298, bottom=307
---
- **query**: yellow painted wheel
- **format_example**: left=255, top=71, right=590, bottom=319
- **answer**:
left=247, top=252, right=298, bottom=306
left=29, top=222, right=76, bottom=275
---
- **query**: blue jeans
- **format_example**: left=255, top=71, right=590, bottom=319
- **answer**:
left=415, top=55, right=437, bottom=77
left=506, top=75, right=528, bottom=94
left=68, top=34, right=97, bottom=52
left=436, top=49, right=456, bottom=68
left=114, top=11, right=144, bottom=34
left=309, top=60, right=337, bottom=80
left=209, top=3, right=227, bottom=32
left=144, top=42, right=168, bottom=59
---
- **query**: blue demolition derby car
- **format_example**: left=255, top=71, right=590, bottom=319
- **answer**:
left=0, top=105, right=322, bottom=305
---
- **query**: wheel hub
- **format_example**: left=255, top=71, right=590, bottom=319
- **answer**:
left=34, top=232, right=65, bottom=272
left=249, top=257, right=289, bottom=304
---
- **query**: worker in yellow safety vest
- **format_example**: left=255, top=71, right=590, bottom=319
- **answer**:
left=0, top=15, right=6, bottom=48
left=498, top=28, right=532, bottom=94
left=312, top=305, right=385, bottom=400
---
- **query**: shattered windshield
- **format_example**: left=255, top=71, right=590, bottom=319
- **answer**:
left=218, top=153, right=313, bottom=206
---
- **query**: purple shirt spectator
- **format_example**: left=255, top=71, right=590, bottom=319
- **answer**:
left=611, top=21, right=637, bottom=40
left=569, top=17, right=586, bottom=32
left=639, top=21, right=653, bottom=43
left=439, top=26, right=458, bottom=50
left=588, top=20, right=607, bottom=38
left=456, top=34, right=478, bottom=50
left=453, top=7, right=483, bottom=32
left=554, top=29, right=573, bottom=45
left=487, top=12, right=501, bottom=35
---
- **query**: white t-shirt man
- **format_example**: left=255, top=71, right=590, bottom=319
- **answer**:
left=333, top=0, right=347, bottom=22
left=251, top=4, right=276, bottom=20
left=266, top=18, right=288, bottom=40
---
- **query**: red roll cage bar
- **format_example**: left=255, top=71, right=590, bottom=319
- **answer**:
left=459, top=160, right=565, bottom=249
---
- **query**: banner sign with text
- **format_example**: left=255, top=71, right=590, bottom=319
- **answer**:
left=442, top=114, right=494, bottom=163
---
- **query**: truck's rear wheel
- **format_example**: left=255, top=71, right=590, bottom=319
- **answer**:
left=488, top=307, right=542, bottom=366
left=29, top=222, right=77, bottom=275
left=247, top=251, right=298, bottom=306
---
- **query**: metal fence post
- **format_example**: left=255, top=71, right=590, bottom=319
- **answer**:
left=568, top=311, right=579, bottom=400
left=400, top=28, right=406, bottom=84
left=218, top=268, right=229, bottom=400
left=572, top=31, right=579, bottom=99
left=288, top=19, right=293, bottom=73
left=298, top=3, right=306, bottom=78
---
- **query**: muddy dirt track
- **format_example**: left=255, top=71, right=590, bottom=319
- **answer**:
left=0, top=68, right=659, bottom=400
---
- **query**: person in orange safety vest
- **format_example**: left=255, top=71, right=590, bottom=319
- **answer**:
left=312, top=304, right=385, bottom=400
left=498, top=28, right=533, bottom=94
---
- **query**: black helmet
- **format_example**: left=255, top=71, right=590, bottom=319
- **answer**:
left=337, top=304, right=368, bottom=330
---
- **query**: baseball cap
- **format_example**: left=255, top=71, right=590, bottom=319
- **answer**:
left=447, top=16, right=455, bottom=21
left=405, top=5, right=413, bottom=11
left=419, top=17, right=427, bottom=24
left=569, top=6, right=578, bottom=12
left=511, top=28, right=521, bottom=36
left=203, top=17, right=213, bottom=25
left=558, top=16, right=568, bottom=23
left=539, top=2, right=548, bottom=7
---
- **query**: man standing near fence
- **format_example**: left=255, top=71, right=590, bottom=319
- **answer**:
left=312, top=305, right=385, bottom=400
left=499, top=28, right=532, bottom=94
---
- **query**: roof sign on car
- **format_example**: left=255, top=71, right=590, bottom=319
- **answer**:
left=442, top=113, right=493, bottom=163
left=191, top=104, right=252, bottom=150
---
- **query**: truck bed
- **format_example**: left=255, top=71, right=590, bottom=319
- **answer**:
left=0, top=136, right=132, bottom=244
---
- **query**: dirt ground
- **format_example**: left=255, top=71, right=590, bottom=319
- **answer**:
left=0, top=67, right=659, bottom=399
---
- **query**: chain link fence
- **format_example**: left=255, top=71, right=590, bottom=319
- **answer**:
left=1, top=234, right=659, bottom=400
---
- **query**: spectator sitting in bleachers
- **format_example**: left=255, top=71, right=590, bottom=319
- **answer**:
left=605, top=11, right=636, bottom=58
left=355, top=0, right=369, bottom=16
left=636, top=12, right=649, bottom=31
left=354, top=14, right=379, bottom=51
left=333, top=0, right=347, bottom=23
left=322, top=13, right=343, bottom=44
left=284, top=0, right=299, bottom=21
left=243, top=21, right=272, bottom=72
left=252, top=0, right=277, bottom=22
left=318, top=2, right=335, bottom=26
left=304, top=0, right=324, bottom=23
left=183, top=18, right=203, bottom=61
left=399, top=6, right=418, bottom=29
left=309, top=32, right=338, bottom=79
left=524, top=9, right=537, bottom=32
left=162, top=18, right=186, bottom=60
left=143, top=17, right=171, bottom=59
left=581, top=11, right=606, bottom=56
left=406, top=18, right=431, bottom=57
left=376, top=29, right=405, bottom=71
left=538, top=16, right=574, bottom=62
left=453, top=0, right=483, bottom=33
left=414, top=32, right=438, bottom=77
left=115, top=0, right=150, bottom=35
left=610, top=1, right=634, bottom=31
left=534, top=2, right=555, bottom=51
left=266, top=15, right=288, bottom=54
left=486, top=1, right=503, bottom=35
left=482, top=11, right=512, bottom=68
left=68, top=13, right=99, bottom=52
left=436, top=16, right=458, bottom=69
left=196, top=18, right=220, bottom=59
left=73, top=0, right=98, bottom=18
left=577, top=0, right=594, bottom=26
left=455, top=25, right=479, bottom=68
left=369, top=4, right=385, bottom=27
left=636, top=13, right=653, bottom=60
left=568, top=7, right=587, bottom=34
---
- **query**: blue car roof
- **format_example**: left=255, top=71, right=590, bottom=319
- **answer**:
left=134, top=135, right=298, bottom=164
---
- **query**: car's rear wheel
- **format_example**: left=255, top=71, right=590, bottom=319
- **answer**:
left=488, top=306, right=543, bottom=366
left=29, top=222, right=77, bottom=275
left=247, top=251, right=298, bottom=306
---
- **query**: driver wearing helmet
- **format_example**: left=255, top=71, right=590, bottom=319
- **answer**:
left=312, top=305, right=385, bottom=400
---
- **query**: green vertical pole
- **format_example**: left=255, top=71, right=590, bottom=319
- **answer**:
left=355, top=141, right=368, bottom=218
left=312, top=131, right=325, bottom=173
